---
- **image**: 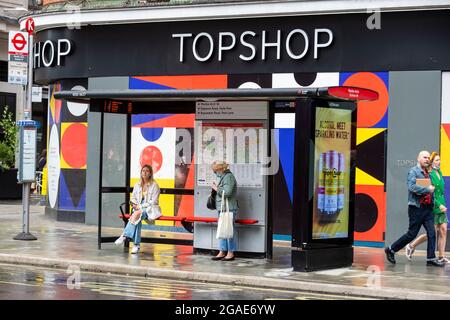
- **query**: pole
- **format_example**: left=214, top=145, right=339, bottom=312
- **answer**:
left=14, top=32, right=37, bottom=241
left=98, top=112, right=104, bottom=249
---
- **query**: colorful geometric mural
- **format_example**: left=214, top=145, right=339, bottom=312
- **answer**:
left=46, top=81, right=88, bottom=214
left=129, top=72, right=389, bottom=245
left=60, top=122, right=88, bottom=169
left=130, top=75, right=227, bottom=90
left=440, top=72, right=450, bottom=222
left=47, top=84, right=61, bottom=209
left=130, top=112, right=195, bottom=229
left=340, top=72, right=389, bottom=128
left=341, top=72, right=389, bottom=245
left=270, top=72, right=339, bottom=236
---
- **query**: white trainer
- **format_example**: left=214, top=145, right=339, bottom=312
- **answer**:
left=405, top=244, right=415, bottom=261
left=131, top=245, right=140, bottom=254
left=114, top=235, right=126, bottom=246
left=438, top=257, right=449, bottom=264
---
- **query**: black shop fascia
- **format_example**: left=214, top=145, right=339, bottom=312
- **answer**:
left=32, top=10, right=450, bottom=84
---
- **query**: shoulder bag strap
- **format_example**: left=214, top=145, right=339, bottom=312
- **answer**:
left=220, top=191, right=225, bottom=213
left=217, top=172, right=230, bottom=198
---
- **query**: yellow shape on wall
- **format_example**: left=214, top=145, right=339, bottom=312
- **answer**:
left=356, top=128, right=386, bottom=146
left=440, top=126, right=450, bottom=176
left=356, top=167, right=384, bottom=186
left=60, top=122, right=88, bottom=169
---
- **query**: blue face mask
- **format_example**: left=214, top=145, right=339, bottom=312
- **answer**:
left=214, top=172, right=222, bottom=178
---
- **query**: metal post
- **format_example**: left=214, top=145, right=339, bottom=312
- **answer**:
left=124, top=113, right=131, bottom=251
left=14, top=33, right=37, bottom=241
left=98, top=111, right=104, bottom=250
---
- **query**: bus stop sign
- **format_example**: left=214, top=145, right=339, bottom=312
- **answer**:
left=25, top=18, right=35, bottom=35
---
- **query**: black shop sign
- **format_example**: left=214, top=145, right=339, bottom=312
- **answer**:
left=33, top=10, right=450, bottom=84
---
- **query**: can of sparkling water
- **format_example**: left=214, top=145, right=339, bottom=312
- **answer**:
left=320, top=150, right=339, bottom=223
left=317, top=153, right=326, bottom=213
left=337, top=152, right=345, bottom=211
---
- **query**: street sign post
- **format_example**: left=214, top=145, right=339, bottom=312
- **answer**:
left=18, top=121, right=37, bottom=182
left=13, top=17, right=37, bottom=241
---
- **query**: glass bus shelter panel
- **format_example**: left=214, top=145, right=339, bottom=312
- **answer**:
left=193, top=101, right=269, bottom=255
left=102, top=113, right=127, bottom=188
left=101, top=192, right=126, bottom=230
left=130, top=113, right=196, bottom=230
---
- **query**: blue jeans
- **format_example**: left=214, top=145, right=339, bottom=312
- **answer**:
left=123, top=209, right=148, bottom=246
left=217, top=209, right=238, bottom=252
left=390, top=205, right=436, bottom=260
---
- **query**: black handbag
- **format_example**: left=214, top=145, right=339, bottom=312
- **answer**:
left=207, top=189, right=217, bottom=210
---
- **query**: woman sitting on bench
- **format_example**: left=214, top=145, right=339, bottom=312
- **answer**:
left=115, top=164, right=161, bottom=254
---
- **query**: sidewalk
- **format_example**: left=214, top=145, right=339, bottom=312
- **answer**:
left=0, top=202, right=449, bottom=300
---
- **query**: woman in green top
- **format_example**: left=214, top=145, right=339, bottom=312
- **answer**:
left=210, top=160, right=238, bottom=261
left=406, top=152, right=448, bottom=263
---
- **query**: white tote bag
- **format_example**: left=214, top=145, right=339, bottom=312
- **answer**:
left=216, top=193, right=234, bottom=239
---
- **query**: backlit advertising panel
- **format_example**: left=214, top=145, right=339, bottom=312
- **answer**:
left=312, top=106, right=353, bottom=240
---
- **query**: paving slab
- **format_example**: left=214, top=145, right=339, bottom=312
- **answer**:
left=0, top=202, right=449, bottom=300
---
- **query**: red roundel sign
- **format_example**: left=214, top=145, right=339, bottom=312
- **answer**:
left=25, top=18, right=35, bottom=34
left=12, top=33, right=26, bottom=51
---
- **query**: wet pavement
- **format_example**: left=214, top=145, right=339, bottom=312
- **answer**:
left=0, top=202, right=450, bottom=299
left=0, top=263, right=372, bottom=300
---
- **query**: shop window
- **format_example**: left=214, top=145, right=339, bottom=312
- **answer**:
left=0, top=61, right=7, bottom=83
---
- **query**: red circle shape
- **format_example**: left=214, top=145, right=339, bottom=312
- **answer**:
left=25, top=18, right=35, bottom=34
left=139, top=146, right=163, bottom=174
left=61, top=123, right=87, bottom=168
left=343, top=73, right=389, bottom=128
left=12, top=33, right=26, bottom=51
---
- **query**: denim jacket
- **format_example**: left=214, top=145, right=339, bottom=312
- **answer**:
left=407, top=165, right=434, bottom=208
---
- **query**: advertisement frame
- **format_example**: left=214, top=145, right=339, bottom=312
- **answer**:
left=292, top=97, right=356, bottom=250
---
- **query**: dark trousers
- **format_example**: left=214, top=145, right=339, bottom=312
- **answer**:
left=390, top=205, right=436, bottom=260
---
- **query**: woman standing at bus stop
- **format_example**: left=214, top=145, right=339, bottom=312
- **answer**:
left=115, top=164, right=161, bottom=254
left=211, top=161, right=238, bottom=261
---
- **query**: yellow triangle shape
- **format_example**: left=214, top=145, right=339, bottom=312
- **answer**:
left=50, top=91, right=55, bottom=123
left=356, top=167, right=383, bottom=186
left=440, top=126, right=450, bottom=176
left=357, top=128, right=385, bottom=146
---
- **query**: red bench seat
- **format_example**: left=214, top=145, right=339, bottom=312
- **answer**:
left=119, top=214, right=185, bottom=221
left=119, top=214, right=258, bottom=225
left=185, top=217, right=258, bottom=224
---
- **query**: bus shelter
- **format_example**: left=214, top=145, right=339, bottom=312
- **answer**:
left=55, top=87, right=378, bottom=271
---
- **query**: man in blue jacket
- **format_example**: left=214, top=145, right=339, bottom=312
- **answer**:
left=385, top=151, right=445, bottom=267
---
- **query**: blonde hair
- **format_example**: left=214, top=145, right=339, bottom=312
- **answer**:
left=211, top=160, right=229, bottom=171
left=425, top=151, right=440, bottom=172
left=140, top=164, right=154, bottom=187
left=430, top=151, right=439, bottom=163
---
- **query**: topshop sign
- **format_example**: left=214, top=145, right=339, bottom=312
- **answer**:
left=172, top=29, right=334, bottom=62
left=34, top=39, right=72, bottom=68
left=34, top=28, right=333, bottom=69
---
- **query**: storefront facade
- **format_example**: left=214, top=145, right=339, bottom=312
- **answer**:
left=23, top=3, right=450, bottom=248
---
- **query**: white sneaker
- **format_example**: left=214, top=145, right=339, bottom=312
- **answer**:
left=131, top=245, right=140, bottom=254
left=438, top=257, right=449, bottom=264
left=114, top=235, right=126, bottom=246
left=405, top=244, right=415, bottom=261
